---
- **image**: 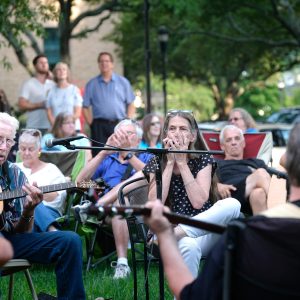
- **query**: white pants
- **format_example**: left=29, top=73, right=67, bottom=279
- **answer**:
left=178, top=198, right=241, bottom=278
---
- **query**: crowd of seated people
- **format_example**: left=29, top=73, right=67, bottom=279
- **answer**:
left=2, top=52, right=292, bottom=300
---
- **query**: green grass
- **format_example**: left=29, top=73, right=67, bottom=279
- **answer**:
left=0, top=253, right=173, bottom=300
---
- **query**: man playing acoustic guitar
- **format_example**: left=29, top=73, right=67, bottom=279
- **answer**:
left=0, top=112, right=86, bottom=299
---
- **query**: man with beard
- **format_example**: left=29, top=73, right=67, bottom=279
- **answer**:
left=18, top=54, right=55, bottom=134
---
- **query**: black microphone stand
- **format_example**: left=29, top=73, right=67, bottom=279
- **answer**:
left=62, top=143, right=224, bottom=200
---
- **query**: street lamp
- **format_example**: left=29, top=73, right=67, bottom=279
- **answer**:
left=144, top=0, right=151, bottom=113
left=158, top=26, right=169, bottom=116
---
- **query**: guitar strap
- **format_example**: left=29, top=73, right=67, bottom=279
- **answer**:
left=0, top=161, right=10, bottom=231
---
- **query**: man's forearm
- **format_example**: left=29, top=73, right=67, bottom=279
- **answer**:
left=77, top=152, right=107, bottom=182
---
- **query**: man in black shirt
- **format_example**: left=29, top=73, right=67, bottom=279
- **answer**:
left=216, top=125, right=271, bottom=214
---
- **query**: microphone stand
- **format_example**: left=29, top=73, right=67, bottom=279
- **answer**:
left=62, top=143, right=224, bottom=200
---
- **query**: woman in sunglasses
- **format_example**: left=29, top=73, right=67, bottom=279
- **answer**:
left=16, top=129, right=67, bottom=232
left=228, top=107, right=258, bottom=133
left=139, top=113, right=163, bottom=149
left=143, top=110, right=241, bottom=278
left=41, top=112, right=92, bottom=161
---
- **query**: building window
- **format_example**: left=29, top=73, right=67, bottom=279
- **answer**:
left=44, top=27, right=60, bottom=69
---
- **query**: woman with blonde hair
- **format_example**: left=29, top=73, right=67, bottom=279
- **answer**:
left=46, top=62, right=83, bottom=131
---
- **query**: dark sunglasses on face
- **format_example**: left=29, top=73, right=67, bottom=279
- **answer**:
left=228, top=117, right=242, bottom=122
left=150, top=121, right=161, bottom=126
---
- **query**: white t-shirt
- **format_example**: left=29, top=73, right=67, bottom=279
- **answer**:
left=19, top=77, right=55, bottom=129
left=16, top=162, right=67, bottom=216
left=46, top=84, right=83, bottom=130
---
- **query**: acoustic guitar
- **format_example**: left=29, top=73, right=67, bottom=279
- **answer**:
left=83, top=204, right=226, bottom=234
left=0, top=180, right=105, bottom=230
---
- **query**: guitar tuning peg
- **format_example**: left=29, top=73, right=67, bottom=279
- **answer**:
left=124, top=208, right=134, bottom=218
left=111, top=206, right=118, bottom=217
left=97, top=206, right=105, bottom=219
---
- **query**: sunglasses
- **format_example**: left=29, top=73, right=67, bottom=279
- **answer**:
left=228, top=117, right=242, bottom=122
left=150, top=121, right=161, bottom=126
left=167, top=109, right=193, bottom=116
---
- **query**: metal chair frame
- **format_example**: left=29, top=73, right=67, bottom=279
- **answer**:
left=118, top=176, right=164, bottom=300
left=1, top=259, right=38, bottom=300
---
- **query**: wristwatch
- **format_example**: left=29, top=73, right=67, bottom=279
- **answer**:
left=124, top=152, right=134, bottom=160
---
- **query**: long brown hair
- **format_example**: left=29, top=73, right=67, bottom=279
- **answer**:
left=51, top=113, right=76, bottom=138
left=141, top=113, right=162, bottom=146
left=152, top=110, right=217, bottom=204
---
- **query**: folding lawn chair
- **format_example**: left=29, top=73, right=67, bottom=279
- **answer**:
left=200, top=130, right=287, bottom=207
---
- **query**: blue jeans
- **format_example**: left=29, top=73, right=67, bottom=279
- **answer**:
left=34, top=202, right=60, bottom=232
left=3, top=231, right=86, bottom=300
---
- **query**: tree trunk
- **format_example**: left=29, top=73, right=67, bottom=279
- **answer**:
left=59, top=0, right=72, bottom=65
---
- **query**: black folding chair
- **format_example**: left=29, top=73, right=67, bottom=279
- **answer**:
left=1, top=259, right=38, bottom=300
left=223, top=216, right=300, bottom=300
left=118, top=176, right=164, bottom=300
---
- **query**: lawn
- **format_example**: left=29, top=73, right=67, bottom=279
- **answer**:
left=0, top=252, right=173, bottom=300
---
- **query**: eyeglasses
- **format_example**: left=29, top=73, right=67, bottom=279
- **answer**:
left=228, top=117, right=242, bottom=122
left=150, top=121, right=161, bottom=126
left=167, top=109, right=193, bottom=116
left=0, top=136, right=15, bottom=148
left=21, top=129, right=42, bottom=138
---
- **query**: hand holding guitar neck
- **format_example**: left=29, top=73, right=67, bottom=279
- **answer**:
left=82, top=202, right=225, bottom=234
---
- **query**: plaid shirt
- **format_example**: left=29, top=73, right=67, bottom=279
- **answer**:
left=0, top=161, right=28, bottom=232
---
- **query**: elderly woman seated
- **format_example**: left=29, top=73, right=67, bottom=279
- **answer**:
left=16, top=129, right=67, bottom=232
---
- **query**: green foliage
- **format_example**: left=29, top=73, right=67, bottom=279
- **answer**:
left=133, top=74, right=215, bottom=121
left=235, top=84, right=281, bottom=120
left=110, top=0, right=300, bottom=116
left=284, top=88, right=300, bottom=107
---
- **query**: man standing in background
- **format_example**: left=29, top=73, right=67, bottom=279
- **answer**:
left=83, top=52, right=136, bottom=156
left=18, top=54, right=55, bottom=134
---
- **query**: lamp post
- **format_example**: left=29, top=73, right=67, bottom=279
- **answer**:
left=144, top=0, right=151, bottom=113
left=158, top=26, right=169, bottom=116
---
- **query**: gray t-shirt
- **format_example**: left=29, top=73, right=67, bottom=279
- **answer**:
left=19, top=77, right=55, bottom=129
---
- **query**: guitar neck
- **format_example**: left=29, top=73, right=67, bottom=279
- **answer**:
left=88, top=205, right=226, bottom=234
left=0, top=181, right=77, bottom=201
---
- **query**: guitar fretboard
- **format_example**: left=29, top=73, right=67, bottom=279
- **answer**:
left=0, top=181, right=77, bottom=201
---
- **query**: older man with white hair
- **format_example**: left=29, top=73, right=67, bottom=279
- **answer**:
left=217, top=125, right=271, bottom=215
left=77, top=119, right=153, bottom=279
left=0, top=112, right=85, bottom=299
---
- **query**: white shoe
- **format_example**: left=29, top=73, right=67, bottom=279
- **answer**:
left=111, top=261, right=131, bottom=279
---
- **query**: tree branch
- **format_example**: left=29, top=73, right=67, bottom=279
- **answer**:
left=181, top=29, right=299, bottom=47
left=270, top=0, right=300, bottom=42
left=24, top=31, right=42, bottom=54
left=71, top=14, right=112, bottom=39
left=70, top=0, right=122, bottom=32
left=2, top=31, right=34, bottom=76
